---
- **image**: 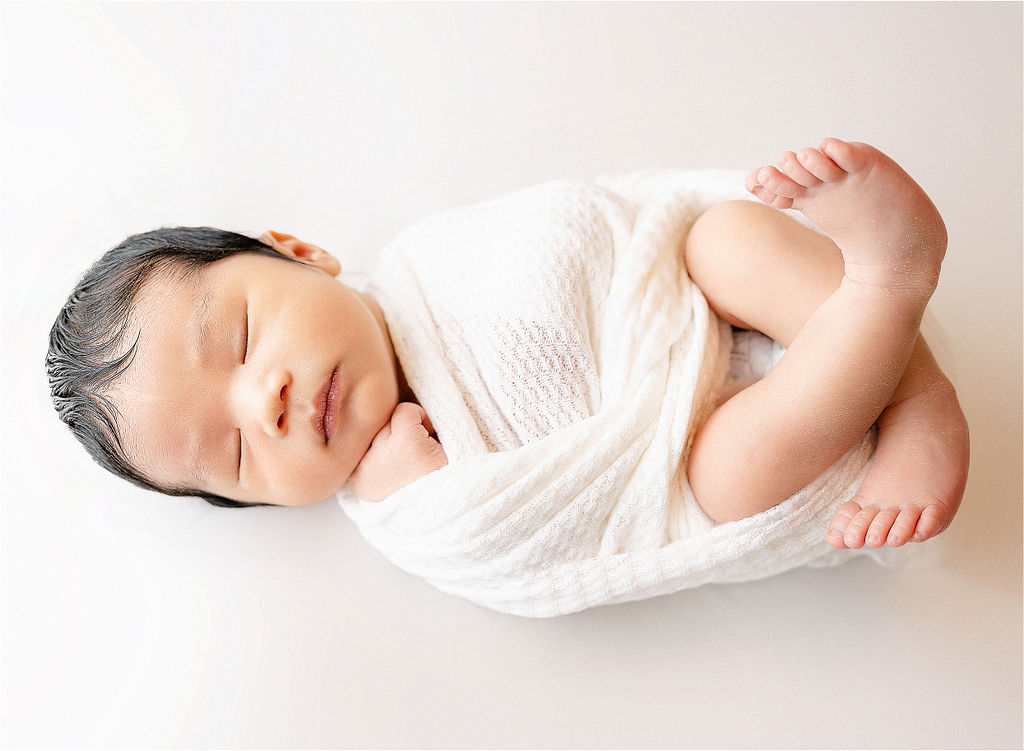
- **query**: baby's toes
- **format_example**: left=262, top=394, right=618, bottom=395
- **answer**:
left=796, top=147, right=846, bottom=183
left=865, top=508, right=900, bottom=548
left=843, top=504, right=882, bottom=549
left=749, top=186, right=791, bottom=210
left=745, top=171, right=791, bottom=209
left=755, top=166, right=806, bottom=200
left=912, top=505, right=947, bottom=542
left=776, top=151, right=821, bottom=188
left=887, top=507, right=923, bottom=547
left=827, top=499, right=863, bottom=548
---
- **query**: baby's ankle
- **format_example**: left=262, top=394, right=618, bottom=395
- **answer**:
left=841, top=262, right=939, bottom=303
left=838, top=273, right=936, bottom=318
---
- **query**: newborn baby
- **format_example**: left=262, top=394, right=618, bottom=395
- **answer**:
left=48, top=139, right=969, bottom=615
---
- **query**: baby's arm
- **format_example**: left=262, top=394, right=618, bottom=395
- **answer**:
left=348, top=402, right=448, bottom=501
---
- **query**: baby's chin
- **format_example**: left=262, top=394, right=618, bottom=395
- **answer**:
left=346, top=406, right=396, bottom=475
left=263, top=481, right=341, bottom=507
left=263, top=449, right=371, bottom=507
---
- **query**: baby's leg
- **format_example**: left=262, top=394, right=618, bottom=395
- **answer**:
left=684, top=139, right=968, bottom=547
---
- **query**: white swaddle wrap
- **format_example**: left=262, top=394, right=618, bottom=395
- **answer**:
left=337, top=170, right=877, bottom=617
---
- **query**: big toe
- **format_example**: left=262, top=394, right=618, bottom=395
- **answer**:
left=819, top=138, right=875, bottom=174
left=913, top=504, right=949, bottom=542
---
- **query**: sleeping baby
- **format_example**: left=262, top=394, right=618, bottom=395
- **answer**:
left=47, top=139, right=969, bottom=616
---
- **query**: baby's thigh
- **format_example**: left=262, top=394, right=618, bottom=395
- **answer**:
left=684, top=200, right=843, bottom=346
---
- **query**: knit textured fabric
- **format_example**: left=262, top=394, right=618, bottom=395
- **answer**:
left=337, top=170, right=876, bottom=617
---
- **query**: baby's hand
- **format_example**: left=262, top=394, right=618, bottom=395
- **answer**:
left=348, top=402, right=448, bottom=502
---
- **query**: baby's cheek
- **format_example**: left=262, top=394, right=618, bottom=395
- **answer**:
left=275, top=447, right=355, bottom=505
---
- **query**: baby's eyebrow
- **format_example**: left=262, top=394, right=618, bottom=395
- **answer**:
left=185, top=428, right=212, bottom=490
left=188, top=292, right=214, bottom=365
left=181, top=290, right=219, bottom=490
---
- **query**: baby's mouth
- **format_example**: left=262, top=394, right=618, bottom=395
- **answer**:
left=315, top=366, right=340, bottom=443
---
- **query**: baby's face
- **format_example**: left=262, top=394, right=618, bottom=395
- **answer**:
left=108, top=252, right=400, bottom=505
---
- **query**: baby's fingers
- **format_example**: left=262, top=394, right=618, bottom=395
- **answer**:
left=391, top=401, right=435, bottom=435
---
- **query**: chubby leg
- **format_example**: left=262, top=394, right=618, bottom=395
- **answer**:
left=684, top=140, right=968, bottom=547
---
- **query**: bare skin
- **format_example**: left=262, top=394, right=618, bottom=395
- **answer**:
left=685, top=139, right=969, bottom=548
left=349, top=401, right=448, bottom=501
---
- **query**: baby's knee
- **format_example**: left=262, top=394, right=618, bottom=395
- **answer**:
left=685, top=200, right=773, bottom=327
left=687, top=201, right=759, bottom=272
left=687, top=199, right=773, bottom=253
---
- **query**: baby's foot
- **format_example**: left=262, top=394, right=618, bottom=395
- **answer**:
left=746, top=139, right=947, bottom=294
left=827, top=376, right=969, bottom=549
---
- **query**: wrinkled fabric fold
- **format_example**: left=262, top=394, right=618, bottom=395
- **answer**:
left=338, top=170, right=876, bottom=617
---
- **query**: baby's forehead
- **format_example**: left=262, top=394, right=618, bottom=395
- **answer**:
left=104, top=381, right=194, bottom=494
left=108, top=266, right=209, bottom=455
left=137, top=261, right=206, bottom=303
left=132, top=251, right=296, bottom=306
left=120, top=268, right=202, bottom=353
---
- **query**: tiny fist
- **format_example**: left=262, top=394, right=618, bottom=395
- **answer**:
left=349, top=405, right=447, bottom=502
left=391, top=401, right=428, bottom=427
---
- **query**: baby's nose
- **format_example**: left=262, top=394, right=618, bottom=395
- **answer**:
left=249, top=368, right=292, bottom=437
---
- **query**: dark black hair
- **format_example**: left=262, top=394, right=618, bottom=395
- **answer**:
left=46, top=226, right=298, bottom=508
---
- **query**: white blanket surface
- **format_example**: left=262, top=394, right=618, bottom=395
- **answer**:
left=338, top=170, right=878, bottom=617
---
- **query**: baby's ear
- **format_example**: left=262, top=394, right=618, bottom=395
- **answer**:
left=259, top=230, right=341, bottom=277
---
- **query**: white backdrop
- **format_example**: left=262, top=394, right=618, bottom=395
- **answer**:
left=3, top=2, right=1021, bottom=748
